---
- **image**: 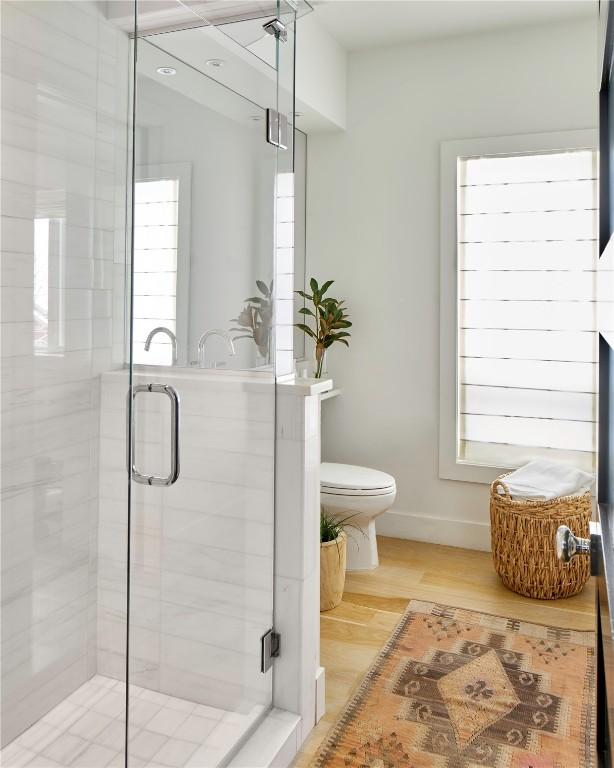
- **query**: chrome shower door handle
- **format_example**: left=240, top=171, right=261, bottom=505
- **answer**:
left=127, top=383, right=180, bottom=486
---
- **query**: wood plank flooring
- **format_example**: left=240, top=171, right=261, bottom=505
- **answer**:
left=292, top=536, right=596, bottom=767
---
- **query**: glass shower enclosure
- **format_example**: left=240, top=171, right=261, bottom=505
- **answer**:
left=1, top=0, right=302, bottom=765
left=123, top=2, right=296, bottom=762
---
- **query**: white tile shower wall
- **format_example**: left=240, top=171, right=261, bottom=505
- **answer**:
left=97, top=370, right=275, bottom=713
left=273, top=386, right=322, bottom=745
left=0, top=1, right=129, bottom=747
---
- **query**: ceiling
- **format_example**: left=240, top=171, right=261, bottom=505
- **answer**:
left=311, top=0, right=598, bottom=51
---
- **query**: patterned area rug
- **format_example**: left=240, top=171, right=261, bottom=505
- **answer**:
left=315, top=600, right=595, bottom=768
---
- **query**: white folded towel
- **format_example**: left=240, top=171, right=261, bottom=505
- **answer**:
left=498, top=459, right=594, bottom=501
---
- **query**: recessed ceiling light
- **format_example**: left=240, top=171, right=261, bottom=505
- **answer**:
left=156, top=66, right=176, bottom=76
left=249, top=115, right=263, bottom=121
left=206, top=58, right=225, bottom=68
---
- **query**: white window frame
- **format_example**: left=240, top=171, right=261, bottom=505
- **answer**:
left=132, top=162, right=191, bottom=367
left=439, top=128, right=598, bottom=484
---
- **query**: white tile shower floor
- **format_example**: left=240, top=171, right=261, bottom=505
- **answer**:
left=1, top=675, right=264, bottom=768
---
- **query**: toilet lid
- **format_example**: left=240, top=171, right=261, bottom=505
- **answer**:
left=320, top=463, right=396, bottom=492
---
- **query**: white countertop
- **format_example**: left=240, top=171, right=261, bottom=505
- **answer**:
left=276, top=376, right=334, bottom=397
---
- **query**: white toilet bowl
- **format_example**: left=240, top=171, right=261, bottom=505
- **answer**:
left=320, top=462, right=397, bottom=571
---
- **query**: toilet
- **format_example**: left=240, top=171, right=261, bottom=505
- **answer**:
left=320, top=462, right=397, bottom=571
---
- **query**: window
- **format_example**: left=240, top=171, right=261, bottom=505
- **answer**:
left=440, top=131, right=599, bottom=483
left=132, top=164, right=190, bottom=366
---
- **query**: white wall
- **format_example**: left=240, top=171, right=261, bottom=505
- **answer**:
left=295, top=13, right=347, bottom=132
left=306, top=18, right=598, bottom=550
left=0, top=0, right=129, bottom=745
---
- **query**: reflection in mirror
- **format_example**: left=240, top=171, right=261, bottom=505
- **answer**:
left=33, top=216, right=66, bottom=354
left=133, top=169, right=188, bottom=365
left=231, top=279, right=273, bottom=365
left=133, top=38, right=277, bottom=370
left=132, top=33, right=306, bottom=371
left=294, top=129, right=307, bottom=360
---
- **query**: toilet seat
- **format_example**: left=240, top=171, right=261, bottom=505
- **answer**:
left=320, top=462, right=395, bottom=496
left=321, top=486, right=397, bottom=498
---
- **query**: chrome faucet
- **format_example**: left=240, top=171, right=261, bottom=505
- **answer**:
left=144, top=326, right=177, bottom=365
left=197, top=329, right=236, bottom=367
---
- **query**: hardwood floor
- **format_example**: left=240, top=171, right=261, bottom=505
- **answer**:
left=292, top=535, right=596, bottom=767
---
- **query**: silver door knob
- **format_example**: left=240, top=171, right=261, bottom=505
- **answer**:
left=556, top=525, right=591, bottom=562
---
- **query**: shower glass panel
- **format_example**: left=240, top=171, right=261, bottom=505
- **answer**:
left=123, top=3, right=296, bottom=764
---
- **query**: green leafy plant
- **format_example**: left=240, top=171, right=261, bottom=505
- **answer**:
left=295, top=278, right=352, bottom=378
left=231, top=280, right=273, bottom=361
left=321, top=509, right=363, bottom=559
left=321, top=510, right=350, bottom=543
left=321, top=509, right=362, bottom=542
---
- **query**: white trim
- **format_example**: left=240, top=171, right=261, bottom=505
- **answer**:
left=376, top=509, right=491, bottom=552
left=133, top=162, right=192, bottom=367
left=439, top=129, right=598, bottom=484
left=228, top=708, right=301, bottom=768
left=315, top=667, right=326, bottom=724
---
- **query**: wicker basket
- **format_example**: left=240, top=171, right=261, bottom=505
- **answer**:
left=490, top=473, right=591, bottom=600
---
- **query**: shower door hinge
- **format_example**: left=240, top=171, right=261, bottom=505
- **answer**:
left=263, top=18, right=287, bottom=42
left=261, top=629, right=281, bottom=672
left=266, top=109, right=288, bottom=150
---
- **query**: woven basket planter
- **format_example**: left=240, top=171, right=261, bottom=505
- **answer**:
left=320, top=533, right=347, bottom=612
left=490, top=473, right=591, bottom=600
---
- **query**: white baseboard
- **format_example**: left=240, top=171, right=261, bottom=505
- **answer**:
left=315, top=666, right=326, bottom=723
left=376, top=509, right=491, bottom=551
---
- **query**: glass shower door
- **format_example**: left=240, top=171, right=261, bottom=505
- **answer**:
left=122, top=4, right=295, bottom=765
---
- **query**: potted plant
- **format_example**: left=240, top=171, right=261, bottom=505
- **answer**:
left=320, top=510, right=356, bottom=611
left=295, top=278, right=352, bottom=378
left=230, top=280, right=273, bottom=364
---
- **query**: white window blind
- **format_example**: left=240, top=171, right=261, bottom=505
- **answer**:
left=132, top=178, right=178, bottom=365
left=457, top=149, right=599, bottom=472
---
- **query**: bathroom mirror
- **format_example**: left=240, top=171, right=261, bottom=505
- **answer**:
left=132, top=25, right=306, bottom=371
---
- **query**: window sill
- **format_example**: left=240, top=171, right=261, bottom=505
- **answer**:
left=439, top=445, right=595, bottom=485
left=439, top=457, right=509, bottom=485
